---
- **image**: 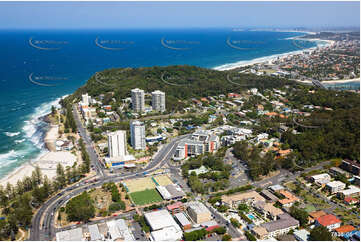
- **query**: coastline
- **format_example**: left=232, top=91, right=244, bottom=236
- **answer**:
left=213, top=36, right=334, bottom=71
left=0, top=98, right=74, bottom=187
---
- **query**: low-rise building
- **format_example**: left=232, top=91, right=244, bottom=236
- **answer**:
left=326, top=181, right=346, bottom=194
left=186, top=201, right=212, bottom=224
left=174, top=212, right=192, bottom=230
left=315, top=214, right=341, bottom=231
left=337, top=185, right=360, bottom=198
left=310, top=173, right=331, bottom=185
left=107, top=219, right=134, bottom=241
left=335, top=225, right=357, bottom=238
left=56, top=228, right=83, bottom=241
left=293, top=229, right=310, bottom=241
left=260, top=214, right=299, bottom=239
left=254, top=201, right=284, bottom=221
left=329, top=167, right=351, bottom=178
left=144, top=210, right=183, bottom=241
left=308, top=210, right=327, bottom=224
left=221, top=191, right=266, bottom=208
left=278, top=190, right=299, bottom=208
left=167, top=201, right=185, bottom=215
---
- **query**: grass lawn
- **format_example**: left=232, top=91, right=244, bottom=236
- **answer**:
left=129, top=189, right=163, bottom=206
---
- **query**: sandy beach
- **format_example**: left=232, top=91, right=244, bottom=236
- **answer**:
left=294, top=78, right=360, bottom=85
left=214, top=36, right=334, bottom=71
left=44, top=124, right=59, bottom=151
left=0, top=151, right=77, bottom=186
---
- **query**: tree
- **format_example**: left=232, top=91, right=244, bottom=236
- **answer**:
left=222, top=234, right=232, bottom=241
left=51, top=105, right=56, bottom=115
left=309, top=226, right=332, bottom=241
left=56, top=164, right=66, bottom=188
left=230, top=218, right=240, bottom=228
left=290, top=205, right=309, bottom=226
left=65, top=192, right=95, bottom=222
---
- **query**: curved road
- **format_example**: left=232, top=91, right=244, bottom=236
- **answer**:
left=30, top=135, right=186, bottom=240
left=29, top=103, right=189, bottom=240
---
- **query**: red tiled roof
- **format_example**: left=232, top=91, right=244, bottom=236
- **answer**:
left=166, top=201, right=183, bottom=210
left=335, top=225, right=356, bottom=234
left=316, top=214, right=341, bottom=227
left=344, top=196, right=358, bottom=204
left=206, top=225, right=220, bottom=232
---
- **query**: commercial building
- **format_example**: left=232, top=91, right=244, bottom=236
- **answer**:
left=186, top=201, right=212, bottom=224
left=326, top=181, right=346, bottom=194
left=151, top=90, right=166, bottom=112
left=131, top=88, right=145, bottom=112
left=167, top=201, right=185, bottom=215
left=144, top=210, right=183, bottom=241
left=88, top=224, right=102, bottom=241
left=130, top=120, right=146, bottom=150
left=315, top=214, right=341, bottom=231
left=56, top=228, right=83, bottom=241
left=173, top=130, right=220, bottom=160
left=107, top=130, right=127, bottom=159
left=174, top=212, right=192, bottom=230
left=106, top=219, right=134, bottom=241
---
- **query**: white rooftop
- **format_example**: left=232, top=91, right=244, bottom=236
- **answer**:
left=144, top=209, right=181, bottom=231
left=56, top=228, right=83, bottom=241
left=150, top=226, right=183, bottom=241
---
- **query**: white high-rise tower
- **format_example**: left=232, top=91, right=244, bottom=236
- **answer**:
left=130, top=120, right=146, bottom=150
left=151, top=90, right=166, bottom=112
left=131, top=88, right=145, bottom=112
left=107, top=130, right=127, bottom=159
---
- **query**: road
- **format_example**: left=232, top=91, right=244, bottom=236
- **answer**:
left=30, top=108, right=189, bottom=240
left=72, top=105, right=105, bottom=177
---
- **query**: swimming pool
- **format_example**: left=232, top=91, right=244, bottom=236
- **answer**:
left=247, top=214, right=255, bottom=220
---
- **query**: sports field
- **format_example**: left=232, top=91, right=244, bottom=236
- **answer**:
left=129, top=189, right=163, bottom=205
left=153, top=174, right=173, bottom=186
left=123, top=177, right=156, bottom=193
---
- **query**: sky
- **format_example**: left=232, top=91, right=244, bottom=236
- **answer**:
left=0, top=1, right=359, bottom=29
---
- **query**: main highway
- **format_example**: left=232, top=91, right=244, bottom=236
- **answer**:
left=29, top=104, right=189, bottom=241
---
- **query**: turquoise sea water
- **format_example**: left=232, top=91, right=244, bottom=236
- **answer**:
left=0, top=29, right=324, bottom=178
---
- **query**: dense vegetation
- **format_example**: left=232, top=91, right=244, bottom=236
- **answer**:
left=65, top=191, right=95, bottom=222
left=283, top=88, right=360, bottom=162
left=181, top=149, right=232, bottom=193
left=65, top=65, right=294, bottom=112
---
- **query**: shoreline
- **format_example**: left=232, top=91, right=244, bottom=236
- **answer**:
left=296, top=78, right=360, bottom=85
left=0, top=97, right=74, bottom=186
left=213, top=36, right=334, bottom=71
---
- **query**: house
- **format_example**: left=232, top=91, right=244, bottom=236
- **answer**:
left=326, top=181, right=346, bottom=194
left=344, top=196, right=359, bottom=205
left=315, top=214, right=341, bottom=231
left=334, top=225, right=357, bottom=238
left=278, top=190, right=300, bottom=208
left=269, top=184, right=285, bottom=193
left=308, top=210, right=327, bottom=224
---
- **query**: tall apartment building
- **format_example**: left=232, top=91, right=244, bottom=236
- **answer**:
left=130, top=120, right=146, bottom=150
left=131, top=88, right=145, bottom=112
left=151, top=90, right=166, bottom=112
left=81, top=93, right=90, bottom=106
left=107, top=130, right=127, bottom=159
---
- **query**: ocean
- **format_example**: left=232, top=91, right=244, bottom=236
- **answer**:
left=0, top=28, right=331, bottom=178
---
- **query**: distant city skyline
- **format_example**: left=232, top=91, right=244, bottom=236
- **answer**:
left=0, top=1, right=359, bottom=30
